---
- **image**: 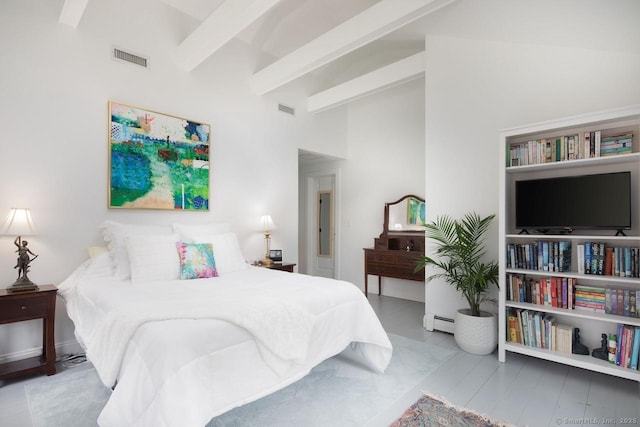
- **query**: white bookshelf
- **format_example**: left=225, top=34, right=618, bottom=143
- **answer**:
left=498, top=105, right=640, bottom=382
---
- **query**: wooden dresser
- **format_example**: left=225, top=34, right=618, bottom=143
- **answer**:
left=364, top=235, right=425, bottom=296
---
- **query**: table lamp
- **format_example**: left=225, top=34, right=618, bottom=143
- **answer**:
left=260, top=215, right=276, bottom=267
left=0, top=208, right=39, bottom=292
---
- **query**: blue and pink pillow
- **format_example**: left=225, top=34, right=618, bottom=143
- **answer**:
left=176, top=242, right=218, bottom=279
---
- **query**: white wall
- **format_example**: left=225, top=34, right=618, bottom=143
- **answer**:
left=301, top=77, right=426, bottom=302
left=0, top=0, right=347, bottom=360
left=423, top=35, right=640, bottom=325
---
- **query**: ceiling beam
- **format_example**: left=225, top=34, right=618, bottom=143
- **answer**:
left=251, top=0, right=453, bottom=95
left=59, top=0, right=89, bottom=28
left=176, top=0, right=281, bottom=71
left=308, top=51, right=424, bottom=113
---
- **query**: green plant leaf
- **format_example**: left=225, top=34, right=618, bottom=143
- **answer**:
left=415, top=212, right=499, bottom=316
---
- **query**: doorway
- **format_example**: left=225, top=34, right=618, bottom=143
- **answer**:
left=304, top=171, right=339, bottom=278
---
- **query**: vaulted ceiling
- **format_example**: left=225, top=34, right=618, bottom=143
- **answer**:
left=60, top=0, right=449, bottom=113
left=58, top=0, right=640, bottom=114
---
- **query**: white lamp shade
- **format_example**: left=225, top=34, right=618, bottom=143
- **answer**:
left=259, top=215, right=275, bottom=232
left=0, top=208, right=37, bottom=236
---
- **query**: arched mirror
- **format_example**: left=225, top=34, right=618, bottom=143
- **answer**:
left=318, top=190, right=333, bottom=257
left=383, top=194, right=425, bottom=235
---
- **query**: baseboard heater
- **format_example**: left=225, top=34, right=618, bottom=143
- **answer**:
left=424, top=313, right=454, bottom=334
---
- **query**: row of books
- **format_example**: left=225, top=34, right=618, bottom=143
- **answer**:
left=506, top=241, right=571, bottom=272
left=506, top=308, right=574, bottom=353
left=506, top=274, right=640, bottom=318
left=506, top=274, right=574, bottom=309
left=506, top=308, right=640, bottom=370
left=600, top=133, right=634, bottom=157
left=576, top=243, right=640, bottom=277
left=571, top=284, right=640, bottom=318
left=508, top=131, right=634, bottom=167
left=614, top=323, right=640, bottom=369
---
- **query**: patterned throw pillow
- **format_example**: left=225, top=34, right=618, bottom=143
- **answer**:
left=176, top=242, right=218, bottom=279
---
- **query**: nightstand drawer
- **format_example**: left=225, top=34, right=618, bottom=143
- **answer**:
left=0, top=297, right=48, bottom=321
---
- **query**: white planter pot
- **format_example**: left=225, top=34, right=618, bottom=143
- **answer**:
left=454, top=308, right=497, bottom=355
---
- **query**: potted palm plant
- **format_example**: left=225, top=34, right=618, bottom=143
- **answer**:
left=415, top=212, right=499, bottom=355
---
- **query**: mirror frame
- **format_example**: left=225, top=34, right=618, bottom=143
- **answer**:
left=382, top=194, right=425, bottom=236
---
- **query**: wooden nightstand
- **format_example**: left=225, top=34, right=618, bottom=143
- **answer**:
left=0, top=285, right=57, bottom=380
left=266, top=263, right=296, bottom=273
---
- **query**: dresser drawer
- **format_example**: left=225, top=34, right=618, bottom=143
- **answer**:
left=381, top=265, right=423, bottom=280
left=0, top=296, right=48, bottom=322
left=366, top=252, right=396, bottom=264
left=394, top=253, right=421, bottom=267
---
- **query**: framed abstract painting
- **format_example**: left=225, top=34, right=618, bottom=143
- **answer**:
left=407, top=197, right=426, bottom=226
left=108, top=101, right=210, bottom=211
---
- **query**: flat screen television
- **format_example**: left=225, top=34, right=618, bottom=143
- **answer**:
left=515, top=171, right=632, bottom=233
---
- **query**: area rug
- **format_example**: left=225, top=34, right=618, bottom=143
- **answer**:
left=391, top=393, right=513, bottom=427
left=26, top=334, right=456, bottom=427
left=25, top=363, right=111, bottom=427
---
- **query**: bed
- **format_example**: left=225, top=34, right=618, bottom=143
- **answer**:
left=58, top=221, right=393, bottom=427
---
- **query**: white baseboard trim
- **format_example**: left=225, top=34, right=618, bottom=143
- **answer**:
left=425, top=312, right=455, bottom=334
left=0, top=339, right=83, bottom=364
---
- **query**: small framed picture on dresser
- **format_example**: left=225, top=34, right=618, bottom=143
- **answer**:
left=269, top=249, right=283, bottom=262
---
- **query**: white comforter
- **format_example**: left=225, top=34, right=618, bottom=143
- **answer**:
left=58, top=253, right=392, bottom=427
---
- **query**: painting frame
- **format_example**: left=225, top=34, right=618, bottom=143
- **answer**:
left=407, top=197, right=426, bottom=226
left=108, top=101, right=210, bottom=211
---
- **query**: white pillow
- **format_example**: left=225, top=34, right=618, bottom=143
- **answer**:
left=172, top=222, right=231, bottom=242
left=125, top=234, right=181, bottom=283
left=194, top=232, right=248, bottom=274
left=99, top=221, right=173, bottom=279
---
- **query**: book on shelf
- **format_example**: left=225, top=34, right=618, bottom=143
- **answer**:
left=615, top=324, right=623, bottom=365
left=567, top=134, right=577, bottom=160
left=555, top=323, right=573, bottom=354
left=618, top=291, right=624, bottom=317
left=508, top=311, right=520, bottom=344
left=623, top=325, right=634, bottom=368
left=631, top=327, right=640, bottom=370
left=606, top=288, right=613, bottom=314
left=584, top=132, right=591, bottom=159
left=577, top=244, right=585, bottom=275
left=623, top=289, right=631, bottom=317
left=534, top=312, right=543, bottom=348
left=604, top=247, right=613, bottom=276
left=558, top=241, right=571, bottom=273
left=584, top=242, right=592, bottom=274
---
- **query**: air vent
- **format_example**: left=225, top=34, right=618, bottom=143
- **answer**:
left=278, top=103, right=295, bottom=115
left=113, top=47, right=148, bottom=68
